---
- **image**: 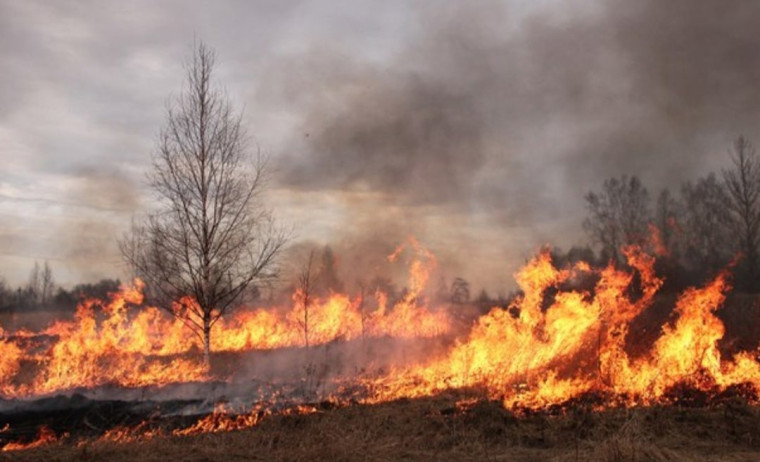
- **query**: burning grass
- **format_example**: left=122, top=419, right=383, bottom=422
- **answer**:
left=4, top=239, right=760, bottom=457
left=0, top=240, right=453, bottom=399
left=6, top=393, right=760, bottom=462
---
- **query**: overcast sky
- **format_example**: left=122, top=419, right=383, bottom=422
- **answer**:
left=2, top=0, right=760, bottom=292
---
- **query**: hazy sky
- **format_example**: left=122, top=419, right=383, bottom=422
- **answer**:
left=2, top=0, right=759, bottom=292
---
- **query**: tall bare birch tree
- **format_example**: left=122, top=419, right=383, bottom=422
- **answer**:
left=121, top=42, right=288, bottom=363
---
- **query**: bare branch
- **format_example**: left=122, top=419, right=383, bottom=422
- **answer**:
left=583, top=175, right=651, bottom=263
left=119, top=41, right=289, bottom=363
left=722, top=135, right=760, bottom=287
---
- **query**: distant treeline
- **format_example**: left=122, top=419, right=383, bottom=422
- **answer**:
left=0, top=265, right=121, bottom=313
left=569, top=135, right=760, bottom=293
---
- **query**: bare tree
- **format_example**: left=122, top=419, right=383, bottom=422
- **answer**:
left=120, top=42, right=288, bottom=363
left=296, top=251, right=316, bottom=349
left=722, top=135, right=760, bottom=288
left=0, top=276, right=11, bottom=311
left=314, top=245, right=343, bottom=295
left=654, top=188, right=681, bottom=254
left=450, top=277, right=470, bottom=304
left=583, top=175, right=651, bottom=263
left=40, top=261, right=55, bottom=307
left=356, top=280, right=369, bottom=342
left=27, top=261, right=41, bottom=307
left=680, top=174, right=733, bottom=272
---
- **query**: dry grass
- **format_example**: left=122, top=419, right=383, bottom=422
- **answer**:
left=5, top=393, right=760, bottom=462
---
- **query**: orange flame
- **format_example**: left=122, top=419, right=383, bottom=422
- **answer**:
left=355, top=245, right=760, bottom=409
left=1, top=426, right=61, bottom=452
left=6, top=239, right=760, bottom=451
left=0, top=242, right=450, bottom=399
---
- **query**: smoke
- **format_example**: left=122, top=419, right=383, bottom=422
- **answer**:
left=6, top=0, right=757, bottom=291
left=562, top=0, right=760, bottom=184
left=60, top=168, right=141, bottom=283
left=259, top=0, right=760, bottom=289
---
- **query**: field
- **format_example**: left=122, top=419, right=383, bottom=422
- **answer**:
left=5, top=393, right=760, bottom=462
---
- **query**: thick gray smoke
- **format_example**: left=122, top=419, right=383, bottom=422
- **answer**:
left=258, top=0, right=760, bottom=289
left=5, top=0, right=758, bottom=290
left=60, top=168, right=141, bottom=282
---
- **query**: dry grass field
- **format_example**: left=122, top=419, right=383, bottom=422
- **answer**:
left=5, top=393, right=760, bottom=462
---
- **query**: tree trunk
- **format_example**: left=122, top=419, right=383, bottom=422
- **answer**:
left=203, top=313, right=211, bottom=367
left=304, top=307, right=309, bottom=349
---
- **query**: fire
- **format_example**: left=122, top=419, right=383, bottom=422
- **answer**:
left=0, top=334, right=22, bottom=396
left=90, top=402, right=319, bottom=447
left=27, top=280, right=208, bottom=396
left=172, top=403, right=269, bottom=436
left=355, top=244, right=760, bottom=410
left=351, top=250, right=600, bottom=406
left=0, top=242, right=450, bottom=399
left=97, top=421, right=161, bottom=444
left=6, top=238, right=760, bottom=451
left=201, top=238, right=448, bottom=351
left=1, top=426, right=61, bottom=452
left=169, top=402, right=319, bottom=437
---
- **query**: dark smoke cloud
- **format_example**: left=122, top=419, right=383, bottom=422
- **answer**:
left=59, top=168, right=141, bottom=282
left=256, top=0, right=760, bottom=291
left=271, top=0, right=760, bottom=216
left=562, top=0, right=760, bottom=188
left=281, top=67, right=486, bottom=206
left=4, top=0, right=760, bottom=290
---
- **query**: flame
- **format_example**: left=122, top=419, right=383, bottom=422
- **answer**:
left=0, top=335, right=22, bottom=396
left=6, top=238, right=760, bottom=451
left=1, top=426, right=61, bottom=452
left=87, top=402, right=320, bottom=448
left=209, top=239, right=447, bottom=351
left=19, top=280, right=208, bottom=396
left=172, top=403, right=270, bottom=436
left=354, top=244, right=760, bottom=409
left=0, top=242, right=450, bottom=398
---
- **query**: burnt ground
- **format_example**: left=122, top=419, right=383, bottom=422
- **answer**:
left=0, top=336, right=458, bottom=452
left=4, top=392, right=760, bottom=462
